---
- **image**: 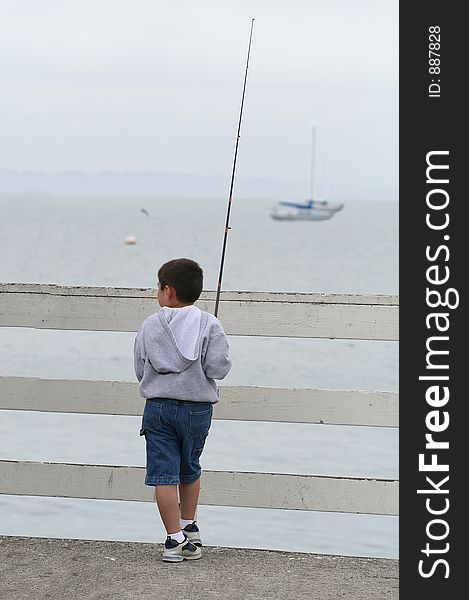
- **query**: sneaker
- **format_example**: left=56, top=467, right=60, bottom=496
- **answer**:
left=162, top=535, right=202, bottom=562
left=181, top=521, right=202, bottom=547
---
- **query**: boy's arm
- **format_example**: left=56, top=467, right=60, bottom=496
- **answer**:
left=202, top=332, right=231, bottom=380
left=133, top=330, right=145, bottom=382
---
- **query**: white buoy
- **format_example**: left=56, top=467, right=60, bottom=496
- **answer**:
left=124, top=236, right=136, bottom=245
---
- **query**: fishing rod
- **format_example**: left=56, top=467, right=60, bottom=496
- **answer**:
left=214, top=18, right=255, bottom=318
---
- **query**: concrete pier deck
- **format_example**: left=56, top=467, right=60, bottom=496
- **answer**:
left=0, top=536, right=398, bottom=599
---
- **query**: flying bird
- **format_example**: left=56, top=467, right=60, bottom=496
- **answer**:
left=140, top=208, right=150, bottom=217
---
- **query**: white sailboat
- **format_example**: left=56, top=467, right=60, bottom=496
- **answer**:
left=270, top=127, right=344, bottom=221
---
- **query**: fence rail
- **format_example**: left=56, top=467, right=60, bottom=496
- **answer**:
left=0, top=461, right=398, bottom=515
left=0, top=376, right=398, bottom=427
left=0, top=283, right=399, bottom=340
left=0, top=283, right=399, bottom=519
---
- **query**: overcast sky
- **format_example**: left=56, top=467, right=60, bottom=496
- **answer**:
left=0, top=0, right=398, bottom=199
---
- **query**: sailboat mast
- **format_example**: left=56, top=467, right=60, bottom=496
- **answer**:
left=310, top=125, right=316, bottom=199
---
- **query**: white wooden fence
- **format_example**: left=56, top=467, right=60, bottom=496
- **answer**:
left=0, top=283, right=399, bottom=516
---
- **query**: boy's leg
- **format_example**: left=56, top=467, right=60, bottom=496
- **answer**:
left=155, top=484, right=180, bottom=534
left=156, top=483, right=202, bottom=562
left=179, top=478, right=202, bottom=547
left=178, top=402, right=212, bottom=516
left=176, top=402, right=212, bottom=547
left=179, top=478, right=200, bottom=520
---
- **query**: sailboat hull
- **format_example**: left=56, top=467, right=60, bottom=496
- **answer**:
left=271, top=208, right=334, bottom=221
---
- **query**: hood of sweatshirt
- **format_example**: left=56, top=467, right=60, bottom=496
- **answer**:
left=144, top=305, right=204, bottom=374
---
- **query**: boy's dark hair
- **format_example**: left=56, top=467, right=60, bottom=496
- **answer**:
left=158, top=258, right=203, bottom=303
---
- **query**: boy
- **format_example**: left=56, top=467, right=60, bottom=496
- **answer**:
left=134, top=258, right=231, bottom=562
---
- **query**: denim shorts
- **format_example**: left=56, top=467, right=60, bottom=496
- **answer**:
left=140, top=398, right=213, bottom=486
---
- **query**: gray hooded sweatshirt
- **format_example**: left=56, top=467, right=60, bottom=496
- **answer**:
left=134, top=305, right=231, bottom=403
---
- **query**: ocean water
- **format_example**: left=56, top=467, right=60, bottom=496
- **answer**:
left=0, top=193, right=398, bottom=558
